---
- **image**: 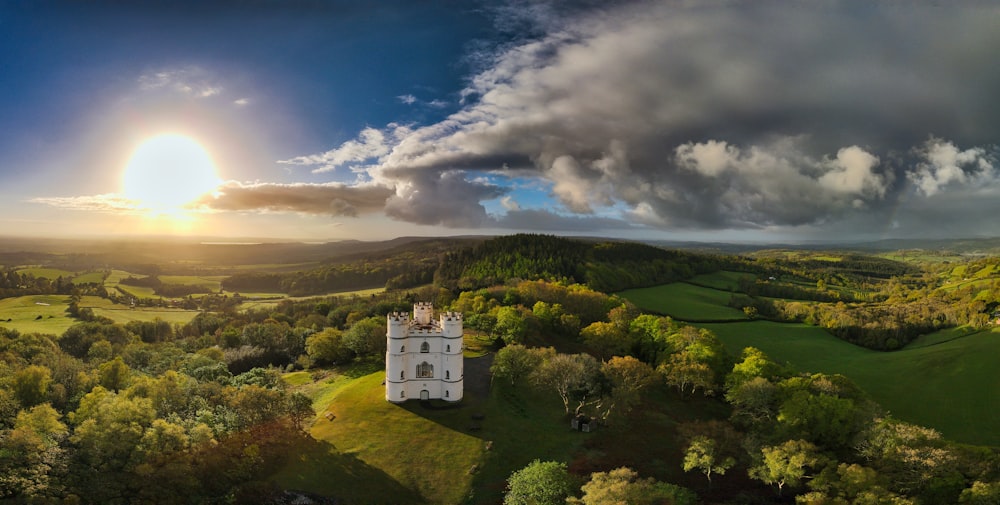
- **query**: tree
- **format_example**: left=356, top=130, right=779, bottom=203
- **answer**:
left=98, top=356, right=131, bottom=391
left=580, top=321, right=628, bottom=360
left=726, top=347, right=781, bottom=391
left=287, top=392, right=315, bottom=432
left=504, top=460, right=576, bottom=505
left=659, top=351, right=715, bottom=397
left=571, top=467, right=697, bottom=505
left=725, top=376, right=779, bottom=427
left=683, top=435, right=735, bottom=487
left=749, top=439, right=824, bottom=496
left=0, top=404, right=68, bottom=500
left=960, top=481, right=1000, bottom=504
left=12, top=365, right=52, bottom=407
left=601, top=356, right=657, bottom=416
left=494, top=306, right=529, bottom=345
left=305, top=328, right=354, bottom=364
left=343, top=317, right=387, bottom=356
left=491, top=344, right=551, bottom=387
left=531, top=353, right=601, bottom=415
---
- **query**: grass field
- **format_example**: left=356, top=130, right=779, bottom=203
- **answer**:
left=160, top=274, right=226, bottom=291
left=0, top=294, right=77, bottom=335
left=702, top=320, right=1000, bottom=446
left=686, top=270, right=755, bottom=291
left=619, top=282, right=747, bottom=321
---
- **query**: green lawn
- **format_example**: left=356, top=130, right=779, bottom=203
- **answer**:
left=702, top=320, right=1000, bottom=446
left=619, top=283, right=747, bottom=321
left=16, top=267, right=75, bottom=280
left=80, top=296, right=201, bottom=325
left=0, top=294, right=76, bottom=335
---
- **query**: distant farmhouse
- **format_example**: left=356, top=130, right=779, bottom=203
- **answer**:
left=385, top=303, right=464, bottom=402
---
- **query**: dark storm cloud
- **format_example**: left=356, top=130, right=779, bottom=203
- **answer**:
left=284, top=1, right=1000, bottom=236
left=201, top=181, right=393, bottom=217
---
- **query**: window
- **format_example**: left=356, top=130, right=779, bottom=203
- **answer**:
left=400, top=345, right=405, bottom=352
left=445, top=390, right=449, bottom=398
left=417, top=362, right=433, bottom=378
left=445, top=370, right=450, bottom=380
left=446, top=344, right=451, bottom=352
left=400, top=391, right=405, bottom=398
left=420, top=342, right=429, bottom=353
left=400, top=370, right=404, bottom=380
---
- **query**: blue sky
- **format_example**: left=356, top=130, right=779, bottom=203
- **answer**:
left=3, top=1, right=1000, bottom=242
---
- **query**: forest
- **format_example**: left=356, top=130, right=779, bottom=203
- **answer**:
left=2, top=234, right=1000, bottom=503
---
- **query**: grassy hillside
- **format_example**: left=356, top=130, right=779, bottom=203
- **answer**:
left=703, top=320, right=1000, bottom=446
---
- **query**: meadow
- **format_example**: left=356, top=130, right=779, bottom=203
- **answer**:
left=703, top=321, right=1000, bottom=446
left=618, top=281, right=747, bottom=321
left=0, top=294, right=78, bottom=335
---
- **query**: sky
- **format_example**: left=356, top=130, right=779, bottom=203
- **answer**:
left=2, top=0, right=1000, bottom=243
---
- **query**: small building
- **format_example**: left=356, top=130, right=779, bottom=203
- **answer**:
left=385, top=303, right=464, bottom=403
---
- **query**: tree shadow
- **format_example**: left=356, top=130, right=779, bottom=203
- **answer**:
left=276, top=437, right=425, bottom=505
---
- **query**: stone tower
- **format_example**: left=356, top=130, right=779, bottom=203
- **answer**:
left=385, top=302, right=463, bottom=402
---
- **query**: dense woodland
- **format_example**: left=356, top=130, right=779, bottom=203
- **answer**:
left=3, top=235, right=1000, bottom=503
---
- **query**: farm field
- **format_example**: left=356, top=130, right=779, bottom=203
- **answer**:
left=16, top=267, right=76, bottom=279
left=159, top=274, right=226, bottom=291
left=80, top=296, right=201, bottom=325
left=702, top=320, right=1000, bottom=446
left=619, top=282, right=747, bottom=321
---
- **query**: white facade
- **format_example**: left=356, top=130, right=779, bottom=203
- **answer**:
left=385, top=302, right=464, bottom=403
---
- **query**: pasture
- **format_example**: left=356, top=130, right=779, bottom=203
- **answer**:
left=702, top=320, right=1000, bottom=446
left=16, top=267, right=75, bottom=280
left=619, top=282, right=747, bottom=321
left=80, top=296, right=201, bottom=325
left=159, top=274, right=226, bottom=292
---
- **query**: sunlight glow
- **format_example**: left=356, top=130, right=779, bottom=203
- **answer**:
left=121, top=134, right=221, bottom=218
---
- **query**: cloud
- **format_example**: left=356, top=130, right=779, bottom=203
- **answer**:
left=384, top=171, right=507, bottom=227
left=909, top=138, right=996, bottom=196
left=198, top=181, right=393, bottom=217
left=278, top=127, right=400, bottom=174
left=28, top=194, right=143, bottom=213
left=397, top=94, right=417, bottom=105
left=138, top=68, right=226, bottom=99
left=263, top=1, right=1000, bottom=236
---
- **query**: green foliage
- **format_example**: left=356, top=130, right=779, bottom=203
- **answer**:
left=572, top=467, right=697, bottom=505
left=305, top=328, right=354, bottom=365
left=504, top=459, right=576, bottom=505
left=682, top=435, right=736, bottom=485
left=12, top=365, right=52, bottom=408
left=491, top=344, right=552, bottom=387
left=749, top=439, right=825, bottom=496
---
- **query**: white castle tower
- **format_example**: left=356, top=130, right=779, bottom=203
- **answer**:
left=385, top=302, right=464, bottom=403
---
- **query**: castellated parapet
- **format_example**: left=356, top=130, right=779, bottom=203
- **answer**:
left=385, top=303, right=463, bottom=403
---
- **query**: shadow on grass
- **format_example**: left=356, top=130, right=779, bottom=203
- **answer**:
left=275, top=437, right=425, bottom=505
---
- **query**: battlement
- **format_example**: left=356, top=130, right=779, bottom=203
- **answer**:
left=440, top=311, right=463, bottom=321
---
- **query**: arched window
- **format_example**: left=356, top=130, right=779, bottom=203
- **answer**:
left=400, top=345, right=405, bottom=352
left=445, top=370, right=450, bottom=380
left=445, top=390, right=449, bottom=398
left=400, top=391, right=405, bottom=398
left=400, top=370, right=404, bottom=380
left=417, top=362, right=433, bottom=378
left=420, top=342, right=429, bottom=353
left=446, top=344, right=451, bottom=352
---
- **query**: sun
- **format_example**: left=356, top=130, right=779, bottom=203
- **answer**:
left=122, top=134, right=221, bottom=216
